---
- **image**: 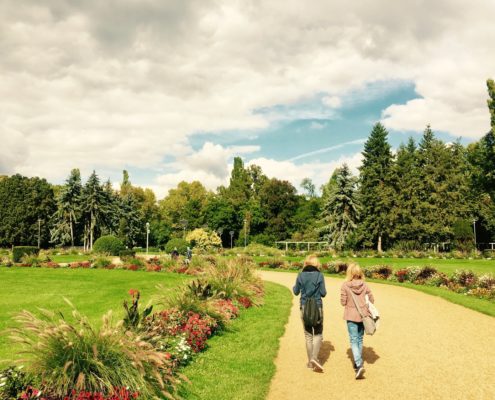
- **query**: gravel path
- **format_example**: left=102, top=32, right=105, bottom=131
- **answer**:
left=260, top=271, right=495, bottom=400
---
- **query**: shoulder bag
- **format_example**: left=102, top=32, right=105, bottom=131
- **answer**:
left=349, top=290, right=376, bottom=336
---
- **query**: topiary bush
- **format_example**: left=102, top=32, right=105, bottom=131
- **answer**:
left=164, top=238, right=189, bottom=255
left=12, top=246, right=39, bottom=263
left=93, top=235, right=125, bottom=256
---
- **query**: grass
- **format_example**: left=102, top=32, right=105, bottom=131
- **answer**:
left=178, top=282, right=292, bottom=400
left=0, top=267, right=188, bottom=366
left=49, top=254, right=93, bottom=263
left=253, top=255, right=495, bottom=275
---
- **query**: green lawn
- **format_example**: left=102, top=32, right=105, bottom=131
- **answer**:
left=178, top=282, right=292, bottom=400
left=49, top=254, right=93, bottom=263
left=253, top=256, right=495, bottom=275
left=0, top=268, right=188, bottom=366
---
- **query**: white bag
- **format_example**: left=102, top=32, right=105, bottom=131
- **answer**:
left=366, top=294, right=380, bottom=329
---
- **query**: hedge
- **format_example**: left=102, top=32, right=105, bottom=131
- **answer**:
left=93, top=235, right=125, bottom=256
left=12, top=246, right=39, bottom=263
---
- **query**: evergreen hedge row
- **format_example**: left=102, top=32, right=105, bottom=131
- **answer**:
left=12, top=246, right=39, bottom=263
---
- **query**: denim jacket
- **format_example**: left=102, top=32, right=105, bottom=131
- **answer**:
left=293, top=266, right=327, bottom=307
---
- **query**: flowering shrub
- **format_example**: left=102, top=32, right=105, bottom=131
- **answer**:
left=146, top=264, right=161, bottom=272
left=364, top=265, right=393, bottom=280
left=43, top=261, right=60, bottom=268
left=63, top=387, right=139, bottom=400
left=237, top=296, right=252, bottom=308
left=478, top=274, right=495, bottom=289
left=424, top=273, right=449, bottom=287
left=125, top=264, right=140, bottom=271
left=467, top=287, right=495, bottom=300
left=451, top=270, right=478, bottom=288
left=181, top=312, right=215, bottom=352
left=212, top=299, right=239, bottom=320
left=0, top=366, right=36, bottom=400
left=395, top=269, right=408, bottom=282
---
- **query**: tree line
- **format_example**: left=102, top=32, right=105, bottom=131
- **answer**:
left=0, top=80, right=494, bottom=251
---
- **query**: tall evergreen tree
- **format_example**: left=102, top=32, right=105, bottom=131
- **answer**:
left=50, top=169, right=82, bottom=246
left=358, top=123, right=394, bottom=251
left=320, top=164, right=360, bottom=250
left=81, top=171, right=110, bottom=250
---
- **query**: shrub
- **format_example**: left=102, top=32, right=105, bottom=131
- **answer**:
left=424, top=272, right=450, bottom=287
left=181, top=312, right=216, bottom=352
left=12, top=246, right=39, bottom=263
left=395, top=269, right=408, bottom=283
left=478, top=274, right=495, bottom=289
left=20, top=255, right=42, bottom=268
left=186, top=229, right=221, bottom=252
left=10, top=306, right=179, bottom=399
left=0, top=366, right=37, bottom=400
left=119, top=249, right=136, bottom=259
left=164, top=238, right=189, bottom=255
left=93, top=257, right=113, bottom=269
left=415, top=266, right=438, bottom=282
left=451, top=269, right=478, bottom=288
left=93, top=235, right=125, bottom=256
left=364, top=265, right=393, bottom=280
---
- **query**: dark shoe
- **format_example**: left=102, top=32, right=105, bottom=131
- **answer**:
left=353, top=362, right=358, bottom=371
left=311, top=359, right=324, bottom=373
left=355, top=365, right=364, bottom=379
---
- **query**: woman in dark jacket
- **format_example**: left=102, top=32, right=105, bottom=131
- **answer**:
left=293, top=255, right=327, bottom=372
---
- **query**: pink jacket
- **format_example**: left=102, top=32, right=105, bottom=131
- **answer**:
left=340, top=280, right=374, bottom=322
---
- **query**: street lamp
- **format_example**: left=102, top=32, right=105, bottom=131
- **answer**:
left=473, top=219, right=477, bottom=250
left=229, top=230, right=234, bottom=249
left=180, top=219, right=188, bottom=238
left=37, top=218, right=41, bottom=249
left=146, top=222, right=150, bottom=254
left=243, top=218, right=247, bottom=248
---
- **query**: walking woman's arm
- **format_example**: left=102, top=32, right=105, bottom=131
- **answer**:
left=293, top=274, right=301, bottom=295
left=366, top=284, right=375, bottom=303
left=319, top=273, right=327, bottom=297
left=340, top=285, right=347, bottom=306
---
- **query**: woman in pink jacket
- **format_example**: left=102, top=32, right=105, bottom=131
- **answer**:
left=340, top=263, right=375, bottom=379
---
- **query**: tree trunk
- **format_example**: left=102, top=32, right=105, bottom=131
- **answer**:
left=90, top=211, right=94, bottom=250
left=377, top=235, right=382, bottom=253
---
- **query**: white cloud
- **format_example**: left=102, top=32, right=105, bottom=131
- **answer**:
left=248, top=152, right=363, bottom=194
left=0, top=0, right=494, bottom=184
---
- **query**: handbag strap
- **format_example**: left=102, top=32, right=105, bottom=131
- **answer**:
left=349, top=290, right=366, bottom=318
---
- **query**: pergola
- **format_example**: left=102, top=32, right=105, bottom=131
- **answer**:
left=275, top=241, right=329, bottom=252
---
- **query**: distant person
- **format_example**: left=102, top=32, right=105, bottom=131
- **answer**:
left=340, top=263, right=375, bottom=379
left=186, top=246, right=192, bottom=264
left=171, top=247, right=179, bottom=260
left=293, top=254, right=327, bottom=372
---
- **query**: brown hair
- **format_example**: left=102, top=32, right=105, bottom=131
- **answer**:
left=345, top=263, right=364, bottom=281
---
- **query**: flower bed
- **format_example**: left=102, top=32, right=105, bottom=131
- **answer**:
left=2, top=257, right=264, bottom=400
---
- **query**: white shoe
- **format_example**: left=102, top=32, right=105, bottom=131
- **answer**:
left=355, top=365, right=364, bottom=379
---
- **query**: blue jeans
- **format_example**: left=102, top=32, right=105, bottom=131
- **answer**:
left=347, top=321, right=364, bottom=368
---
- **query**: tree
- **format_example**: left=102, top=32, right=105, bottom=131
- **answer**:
left=258, top=178, right=298, bottom=241
left=320, top=164, right=360, bottom=250
left=50, top=169, right=83, bottom=246
left=81, top=171, right=112, bottom=250
left=0, top=174, right=56, bottom=247
left=300, top=178, right=316, bottom=198
left=358, top=123, right=394, bottom=251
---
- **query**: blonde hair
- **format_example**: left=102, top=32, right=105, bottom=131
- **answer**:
left=304, top=254, right=321, bottom=269
left=346, top=263, right=364, bottom=281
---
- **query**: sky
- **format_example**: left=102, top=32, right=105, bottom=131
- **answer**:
left=1, top=0, right=494, bottom=199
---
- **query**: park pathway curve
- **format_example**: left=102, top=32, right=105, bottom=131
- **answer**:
left=260, top=271, right=495, bottom=400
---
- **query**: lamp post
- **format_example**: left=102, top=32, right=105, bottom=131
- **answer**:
left=180, top=219, right=188, bottom=238
left=473, top=219, right=477, bottom=250
left=243, top=218, right=247, bottom=248
left=229, top=230, right=234, bottom=249
left=146, top=222, right=150, bottom=254
left=37, top=218, right=41, bottom=249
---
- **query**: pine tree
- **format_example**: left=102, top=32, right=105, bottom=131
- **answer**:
left=358, top=123, right=394, bottom=251
left=320, top=164, right=359, bottom=250
left=390, top=138, right=422, bottom=247
left=81, top=171, right=109, bottom=250
left=50, top=169, right=82, bottom=246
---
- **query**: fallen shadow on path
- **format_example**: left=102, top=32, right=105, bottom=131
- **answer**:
left=346, top=347, right=380, bottom=368
left=320, top=341, right=335, bottom=365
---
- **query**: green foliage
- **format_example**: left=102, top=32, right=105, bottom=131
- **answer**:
left=186, top=228, right=221, bottom=251
left=119, top=249, right=136, bottom=258
left=9, top=306, right=178, bottom=399
left=165, top=238, right=189, bottom=255
left=123, top=289, right=153, bottom=330
left=0, top=366, right=37, bottom=400
left=92, top=235, right=125, bottom=255
left=0, top=175, right=56, bottom=247
left=358, top=123, right=394, bottom=251
left=12, top=246, right=39, bottom=263
left=320, top=164, right=360, bottom=250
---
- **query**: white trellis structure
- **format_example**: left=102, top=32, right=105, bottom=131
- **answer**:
left=275, top=241, right=329, bottom=252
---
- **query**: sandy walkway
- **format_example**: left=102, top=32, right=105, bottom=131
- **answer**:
left=261, top=271, right=495, bottom=400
